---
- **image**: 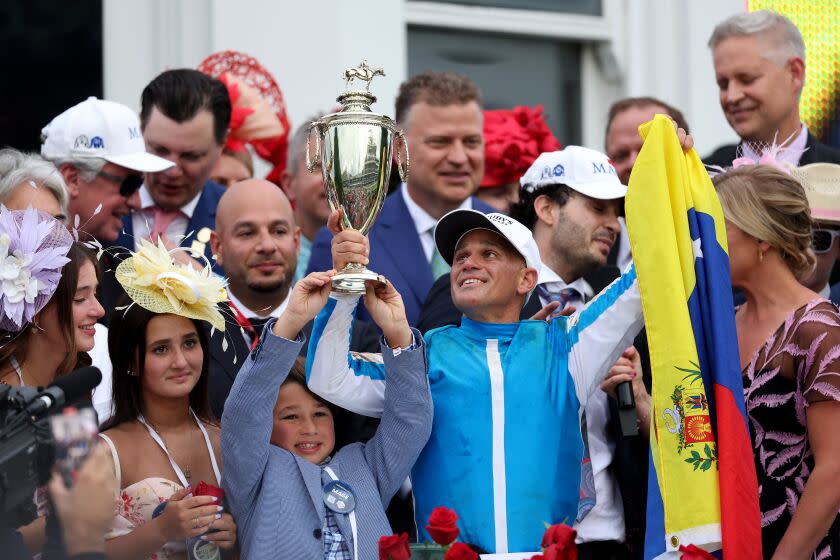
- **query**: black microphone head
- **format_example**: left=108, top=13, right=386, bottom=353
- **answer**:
left=49, top=366, right=102, bottom=405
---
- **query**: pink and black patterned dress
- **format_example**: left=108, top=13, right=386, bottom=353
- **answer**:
left=742, top=299, right=840, bottom=559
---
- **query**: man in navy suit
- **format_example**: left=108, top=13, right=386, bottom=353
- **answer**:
left=116, top=69, right=230, bottom=271
left=306, top=71, right=495, bottom=327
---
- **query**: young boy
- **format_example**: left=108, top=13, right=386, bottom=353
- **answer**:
left=221, top=270, right=432, bottom=560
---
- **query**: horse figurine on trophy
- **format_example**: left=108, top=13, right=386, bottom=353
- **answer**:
left=343, top=60, right=385, bottom=91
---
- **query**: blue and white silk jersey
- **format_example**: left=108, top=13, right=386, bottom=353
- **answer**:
left=307, top=266, right=643, bottom=554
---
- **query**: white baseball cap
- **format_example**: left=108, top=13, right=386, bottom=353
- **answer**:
left=41, top=97, right=173, bottom=173
left=434, top=209, right=541, bottom=271
left=519, top=145, right=627, bottom=199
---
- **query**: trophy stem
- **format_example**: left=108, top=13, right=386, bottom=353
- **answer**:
left=332, top=261, right=386, bottom=295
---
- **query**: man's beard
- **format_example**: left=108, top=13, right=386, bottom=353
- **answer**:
left=247, top=275, right=292, bottom=298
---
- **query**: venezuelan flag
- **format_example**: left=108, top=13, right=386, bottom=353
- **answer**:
left=625, top=115, right=761, bottom=558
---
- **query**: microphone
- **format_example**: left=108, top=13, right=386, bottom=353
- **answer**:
left=616, top=380, right=639, bottom=436
left=25, top=366, right=102, bottom=416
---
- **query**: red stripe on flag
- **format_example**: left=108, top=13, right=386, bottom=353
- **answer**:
left=714, top=384, right=762, bottom=559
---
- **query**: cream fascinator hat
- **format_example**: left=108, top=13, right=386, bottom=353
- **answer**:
left=115, top=239, right=228, bottom=331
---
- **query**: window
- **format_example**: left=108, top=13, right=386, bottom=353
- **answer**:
left=408, top=26, right=582, bottom=144
left=0, top=0, right=103, bottom=152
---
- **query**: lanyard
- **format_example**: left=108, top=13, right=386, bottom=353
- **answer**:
left=323, top=466, right=358, bottom=560
left=137, top=410, right=221, bottom=488
left=227, top=299, right=259, bottom=350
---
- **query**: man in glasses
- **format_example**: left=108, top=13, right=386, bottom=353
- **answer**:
left=795, top=163, right=840, bottom=305
left=41, top=97, right=173, bottom=242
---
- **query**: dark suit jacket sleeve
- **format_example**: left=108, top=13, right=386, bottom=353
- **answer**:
left=305, top=226, right=334, bottom=275
left=416, top=275, right=461, bottom=334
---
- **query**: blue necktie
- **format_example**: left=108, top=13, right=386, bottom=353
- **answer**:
left=429, top=245, right=451, bottom=280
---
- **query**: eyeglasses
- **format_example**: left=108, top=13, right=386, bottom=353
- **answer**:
left=812, top=228, right=840, bottom=254
left=96, top=170, right=143, bottom=198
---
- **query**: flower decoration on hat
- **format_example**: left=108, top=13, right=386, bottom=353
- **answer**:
left=198, top=50, right=291, bottom=184
left=0, top=206, right=73, bottom=332
left=482, top=105, right=561, bottom=188
left=115, top=238, right=228, bottom=331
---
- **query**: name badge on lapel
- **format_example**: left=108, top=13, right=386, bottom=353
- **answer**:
left=322, top=479, right=356, bottom=514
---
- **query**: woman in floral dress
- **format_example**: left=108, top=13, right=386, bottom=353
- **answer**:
left=714, top=165, right=840, bottom=559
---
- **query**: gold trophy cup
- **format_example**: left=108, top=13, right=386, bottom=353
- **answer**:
left=307, top=60, right=409, bottom=294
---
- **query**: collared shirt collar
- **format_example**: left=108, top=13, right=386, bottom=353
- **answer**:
left=741, top=123, right=809, bottom=166
left=227, top=288, right=291, bottom=320
left=401, top=183, right=473, bottom=237
left=537, top=262, right=593, bottom=300
left=139, top=184, right=202, bottom=218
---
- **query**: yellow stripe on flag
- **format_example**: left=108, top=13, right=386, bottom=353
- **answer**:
left=626, top=115, right=722, bottom=552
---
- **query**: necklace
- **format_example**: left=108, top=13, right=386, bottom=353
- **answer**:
left=145, top=418, right=194, bottom=481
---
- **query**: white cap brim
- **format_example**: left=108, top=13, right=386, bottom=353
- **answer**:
left=105, top=152, right=174, bottom=173
left=566, top=180, right=627, bottom=200
left=434, top=209, right=541, bottom=270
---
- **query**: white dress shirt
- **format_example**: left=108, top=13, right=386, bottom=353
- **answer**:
left=90, top=323, right=114, bottom=422
left=535, top=261, right=626, bottom=544
left=131, top=185, right=203, bottom=249
left=401, top=184, right=473, bottom=261
left=227, top=289, right=291, bottom=346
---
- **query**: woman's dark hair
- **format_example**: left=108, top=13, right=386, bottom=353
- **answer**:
left=0, top=242, right=98, bottom=380
left=103, top=296, right=213, bottom=430
left=508, top=183, right=574, bottom=229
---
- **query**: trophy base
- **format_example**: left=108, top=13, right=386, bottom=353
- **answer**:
left=331, top=267, right=387, bottom=295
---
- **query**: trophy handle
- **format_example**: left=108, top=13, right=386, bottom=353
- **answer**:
left=394, top=130, right=409, bottom=183
left=305, top=123, right=322, bottom=172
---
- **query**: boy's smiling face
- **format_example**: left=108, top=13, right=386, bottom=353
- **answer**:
left=271, top=382, right=335, bottom=464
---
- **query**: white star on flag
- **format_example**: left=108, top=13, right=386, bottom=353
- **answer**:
left=692, top=237, right=703, bottom=260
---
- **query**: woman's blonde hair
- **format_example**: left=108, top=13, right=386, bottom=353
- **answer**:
left=712, top=164, right=815, bottom=280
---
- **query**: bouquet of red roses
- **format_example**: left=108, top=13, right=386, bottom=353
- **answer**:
left=379, top=506, right=479, bottom=560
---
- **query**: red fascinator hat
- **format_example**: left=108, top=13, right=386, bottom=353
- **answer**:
left=481, top=105, right=561, bottom=188
left=198, top=50, right=291, bottom=184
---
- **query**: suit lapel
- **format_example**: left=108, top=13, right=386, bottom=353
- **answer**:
left=295, top=455, right=326, bottom=520
left=320, top=461, right=355, bottom=547
left=800, top=133, right=819, bottom=165
left=115, top=215, right=135, bottom=251
left=374, top=192, right=433, bottom=305
left=183, top=185, right=216, bottom=248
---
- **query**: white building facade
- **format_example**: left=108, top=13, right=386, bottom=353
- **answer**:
left=103, top=0, right=743, bottom=157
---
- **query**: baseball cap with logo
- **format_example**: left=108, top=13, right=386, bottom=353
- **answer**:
left=41, top=97, right=173, bottom=173
left=434, top=209, right=541, bottom=271
left=519, top=145, right=627, bottom=199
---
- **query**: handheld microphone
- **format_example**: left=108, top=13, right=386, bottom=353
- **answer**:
left=616, top=380, right=639, bottom=436
left=25, top=366, right=102, bottom=416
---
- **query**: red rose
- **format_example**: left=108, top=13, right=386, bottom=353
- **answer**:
left=425, top=506, right=460, bottom=546
left=378, top=533, right=411, bottom=560
left=543, top=543, right=577, bottom=560
left=541, top=524, right=576, bottom=549
left=192, top=481, right=225, bottom=502
left=678, top=544, right=715, bottom=559
left=444, top=542, right=478, bottom=560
